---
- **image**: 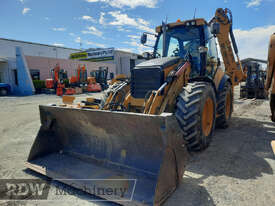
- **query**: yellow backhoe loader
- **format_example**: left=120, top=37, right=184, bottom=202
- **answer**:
left=26, top=8, right=243, bottom=206
left=265, top=33, right=275, bottom=122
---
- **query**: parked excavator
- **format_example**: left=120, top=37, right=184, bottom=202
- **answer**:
left=26, top=8, right=243, bottom=206
left=266, top=33, right=275, bottom=122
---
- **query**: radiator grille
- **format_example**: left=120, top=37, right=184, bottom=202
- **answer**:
left=131, top=67, right=164, bottom=98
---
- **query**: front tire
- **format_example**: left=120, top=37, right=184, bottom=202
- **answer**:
left=175, top=82, right=216, bottom=151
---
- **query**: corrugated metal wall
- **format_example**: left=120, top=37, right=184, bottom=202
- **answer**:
left=0, top=39, right=80, bottom=59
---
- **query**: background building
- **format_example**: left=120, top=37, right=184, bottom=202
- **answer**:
left=0, top=38, right=116, bottom=94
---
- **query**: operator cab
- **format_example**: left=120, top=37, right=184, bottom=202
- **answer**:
left=141, top=18, right=219, bottom=79
left=134, top=18, right=221, bottom=100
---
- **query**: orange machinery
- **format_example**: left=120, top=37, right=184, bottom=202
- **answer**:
left=87, top=76, right=102, bottom=92
left=70, top=65, right=88, bottom=86
left=46, top=64, right=61, bottom=89
left=47, top=64, right=79, bottom=96
left=45, top=64, right=68, bottom=96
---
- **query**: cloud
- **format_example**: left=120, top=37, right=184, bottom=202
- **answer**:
left=246, top=0, right=262, bottom=7
left=81, top=15, right=96, bottom=22
left=108, top=11, right=155, bottom=33
left=82, top=26, right=103, bottom=37
left=19, top=0, right=24, bottom=3
left=22, top=8, right=31, bottom=15
left=117, top=26, right=131, bottom=32
left=52, top=27, right=66, bottom=31
left=117, top=48, right=134, bottom=53
left=75, top=37, right=82, bottom=43
left=127, top=35, right=140, bottom=39
left=109, top=11, right=137, bottom=25
left=53, top=43, right=65, bottom=47
left=86, top=41, right=106, bottom=48
left=233, top=25, right=275, bottom=59
left=44, top=17, right=50, bottom=20
left=85, top=0, right=159, bottom=9
left=69, top=33, right=75, bottom=36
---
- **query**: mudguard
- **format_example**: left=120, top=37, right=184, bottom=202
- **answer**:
left=218, top=74, right=231, bottom=93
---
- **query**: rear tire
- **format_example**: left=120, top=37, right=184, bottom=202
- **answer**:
left=216, top=81, right=233, bottom=128
left=175, top=82, right=216, bottom=151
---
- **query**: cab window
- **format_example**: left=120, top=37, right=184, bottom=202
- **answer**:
left=167, top=37, right=180, bottom=57
left=204, top=26, right=219, bottom=75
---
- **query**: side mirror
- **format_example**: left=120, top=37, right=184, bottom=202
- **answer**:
left=198, top=46, right=208, bottom=53
left=141, top=33, right=147, bottom=45
left=211, top=22, right=220, bottom=35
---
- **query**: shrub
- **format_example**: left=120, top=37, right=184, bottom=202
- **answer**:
left=63, top=79, right=70, bottom=87
left=33, top=80, right=46, bottom=90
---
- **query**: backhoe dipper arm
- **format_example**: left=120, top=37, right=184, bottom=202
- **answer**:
left=210, top=8, right=244, bottom=86
left=53, top=64, right=60, bottom=83
left=265, top=33, right=275, bottom=93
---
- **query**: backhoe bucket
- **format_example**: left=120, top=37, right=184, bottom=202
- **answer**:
left=26, top=105, right=188, bottom=206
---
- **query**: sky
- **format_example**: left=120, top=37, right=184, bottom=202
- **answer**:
left=1, top=0, right=275, bottom=59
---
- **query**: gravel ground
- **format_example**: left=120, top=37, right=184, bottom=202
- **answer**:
left=0, top=87, right=275, bottom=206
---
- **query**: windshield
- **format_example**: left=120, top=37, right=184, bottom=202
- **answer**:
left=155, top=26, right=201, bottom=58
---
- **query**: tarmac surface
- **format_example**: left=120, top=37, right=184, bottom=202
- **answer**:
left=0, top=87, right=275, bottom=206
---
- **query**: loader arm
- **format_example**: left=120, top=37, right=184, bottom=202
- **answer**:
left=144, top=61, right=191, bottom=115
left=210, top=8, right=244, bottom=86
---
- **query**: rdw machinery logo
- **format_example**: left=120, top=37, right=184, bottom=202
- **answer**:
left=0, top=179, right=50, bottom=200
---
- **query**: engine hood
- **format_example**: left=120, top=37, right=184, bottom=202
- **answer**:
left=135, top=57, right=180, bottom=70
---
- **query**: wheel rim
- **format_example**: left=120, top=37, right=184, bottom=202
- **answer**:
left=225, top=91, right=231, bottom=120
left=202, top=97, right=214, bottom=137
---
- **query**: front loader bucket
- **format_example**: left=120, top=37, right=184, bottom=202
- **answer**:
left=26, top=105, right=188, bottom=206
